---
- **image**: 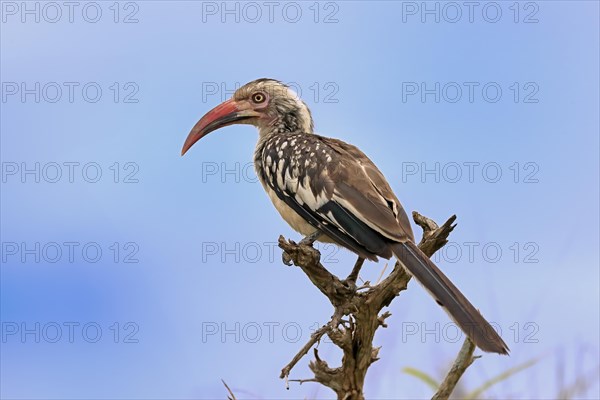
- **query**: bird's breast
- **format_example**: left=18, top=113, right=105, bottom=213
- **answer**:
left=262, top=180, right=316, bottom=235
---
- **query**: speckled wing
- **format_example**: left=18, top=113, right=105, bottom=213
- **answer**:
left=257, top=133, right=412, bottom=260
left=320, top=136, right=414, bottom=242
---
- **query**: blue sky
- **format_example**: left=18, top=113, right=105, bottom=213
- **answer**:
left=1, top=1, right=599, bottom=399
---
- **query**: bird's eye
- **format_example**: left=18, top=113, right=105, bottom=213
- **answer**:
left=252, top=92, right=266, bottom=103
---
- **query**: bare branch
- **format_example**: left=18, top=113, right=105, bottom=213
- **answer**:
left=278, top=212, right=469, bottom=400
left=280, top=324, right=330, bottom=380
left=278, top=235, right=353, bottom=307
left=432, top=338, right=478, bottom=400
left=288, top=378, right=319, bottom=385
left=413, top=211, right=457, bottom=256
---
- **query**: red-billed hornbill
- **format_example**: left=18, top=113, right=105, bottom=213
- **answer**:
left=181, top=78, right=508, bottom=355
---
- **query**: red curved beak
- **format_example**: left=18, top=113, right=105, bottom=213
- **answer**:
left=181, top=99, right=259, bottom=156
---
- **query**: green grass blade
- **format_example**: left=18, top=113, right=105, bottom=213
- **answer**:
left=402, top=366, right=441, bottom=391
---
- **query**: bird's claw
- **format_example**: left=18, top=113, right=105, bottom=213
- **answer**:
left=299, top=230, right=322, bottom=247
left=282, top=251, right=293, bottom=266
left=341, top=278, right=358, bottom=292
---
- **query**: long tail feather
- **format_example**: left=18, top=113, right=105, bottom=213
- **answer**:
left=391, top=241, right=509, bottom=355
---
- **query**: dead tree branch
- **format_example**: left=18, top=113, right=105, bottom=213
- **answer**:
left=432, top=338, right=478, bottom=400
left=278, top=211, right=472, bottom=399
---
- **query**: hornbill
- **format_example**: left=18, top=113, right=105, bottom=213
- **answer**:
left=181, top=78, right=509, bottom=355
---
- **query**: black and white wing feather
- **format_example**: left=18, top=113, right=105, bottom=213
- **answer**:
left=256, top=133, right=412, bottom=260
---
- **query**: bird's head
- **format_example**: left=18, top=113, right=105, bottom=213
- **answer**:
left=181, top=78, right=314, bottom=155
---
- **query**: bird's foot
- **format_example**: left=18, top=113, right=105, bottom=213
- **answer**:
left=282, top=251, right=293, bottom=266
left=281, top=231, right=321, bottom=266
left=342, top=257, right=365, bottom=292
left=341, top=278, right=358, bottom=292
left=280, top=230, right=322, bottom=266
left=299, top=230, right=322, bottom=247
